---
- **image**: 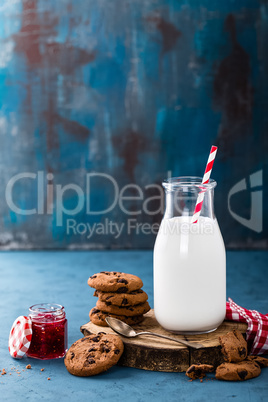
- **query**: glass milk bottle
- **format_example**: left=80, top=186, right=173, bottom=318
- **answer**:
left=154, top=177, right=226, bottom=334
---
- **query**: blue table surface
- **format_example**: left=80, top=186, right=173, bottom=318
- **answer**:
left=1, top=251, right=268, bottom=402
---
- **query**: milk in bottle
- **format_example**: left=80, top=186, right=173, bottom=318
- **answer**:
left=153, top=177, right=226, bottom=334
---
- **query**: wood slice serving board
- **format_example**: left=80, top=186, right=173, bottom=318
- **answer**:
left=80, top=309, right=247, bottom=372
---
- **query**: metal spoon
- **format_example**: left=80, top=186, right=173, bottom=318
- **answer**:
left=105, top=317, right=204, bottom=349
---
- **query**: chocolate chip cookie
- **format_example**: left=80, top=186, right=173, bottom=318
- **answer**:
left=246, top=355, right=268, bottom=368
left=186, top=364, right=214, bottom=380
left=89, top=307, right=144, bottom=327
left=96, top=300, right=150, bottom=317
left=219, top=330, right=247, bottom=362
left=64, top=333, right=124, bottom=376
left=215, top=360, right=261, bottom=381
left=94, top=289, right=148, bottom=307
left=88, top=271, right=143, bottom=292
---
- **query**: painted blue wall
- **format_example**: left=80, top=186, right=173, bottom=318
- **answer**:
left=0, top=0, right=266, bottom=249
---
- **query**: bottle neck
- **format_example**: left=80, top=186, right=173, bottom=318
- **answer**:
left=164, top=188, right=215, bottom=220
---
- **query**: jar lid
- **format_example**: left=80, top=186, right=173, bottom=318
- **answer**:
left=8, top=316, right=32, bottom=359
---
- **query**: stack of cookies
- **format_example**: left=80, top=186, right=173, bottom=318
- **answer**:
left=88, top=271, right=151, bottom=327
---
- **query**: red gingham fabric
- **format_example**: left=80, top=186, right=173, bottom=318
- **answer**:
left=226, top=298, right=268, bottom=356
left=8, top=316, right=32, bottom=359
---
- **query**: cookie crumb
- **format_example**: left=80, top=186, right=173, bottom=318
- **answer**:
left=186, top=364, right=214, bottom=380
left=47, top=377, right=51, bottom=380
left=26, top=364, right=31, bottom=369
left=1, top=369, right=6, bottom=375
left=41, top=368, right=44, bottom=372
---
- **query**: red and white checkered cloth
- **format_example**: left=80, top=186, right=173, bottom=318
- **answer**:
left=226, top=298, right=268, bottom=356
left=9, top=316, right=32, bottom=358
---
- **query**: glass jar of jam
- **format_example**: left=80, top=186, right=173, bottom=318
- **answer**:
left=27, top=303, right=68, bottom=360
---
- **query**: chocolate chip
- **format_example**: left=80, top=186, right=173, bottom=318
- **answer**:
left=187, top=366, right=195, bottom=374
left=100, top=271, right=109, bottom=274
left=238, top=370, right=248, bottom=380
left=70, top=352, right=75, bottom=360
left=87, top=358, right=95, bottom=364
left=81, top=338, right=88, bottom=342
left=117, top=278, right=128, bottom=284
left=250, top=358, right=266, bottom=368
left=239, top=347, right=247, bottom=357
left=195, top=369, right=202, bottom=377
left=114, top=349, right=120, bottom=355
left=98, top=332, right=106, bottom=335
left=117, top=287, right=128, bottom=293
left=88, top=347, right=96, bottom=352
left=113, top=272, right=118, bottom=275
left=106, top=301, right=112, bottom=306
left=90, top=275, right=97, bottom=279
left=92, top=336, right=100, bottom=342
left=253, top=361, right=263, bottom=368
left=103, top=346, right=110, bottom=353
left=92, top=308, right=100, bottom=314
left=121, top=298, right=128, bottom=305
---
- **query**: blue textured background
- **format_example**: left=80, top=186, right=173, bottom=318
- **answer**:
left=0, top=0, right=267, bottom=249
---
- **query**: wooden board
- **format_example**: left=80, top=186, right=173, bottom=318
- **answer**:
left=80, top=309, right=247, bottom=372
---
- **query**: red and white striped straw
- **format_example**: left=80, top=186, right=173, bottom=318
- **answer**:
left=191, top=146, right=218, bottom=224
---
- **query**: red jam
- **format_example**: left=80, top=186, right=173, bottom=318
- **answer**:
left=27, top=304, right=68, bottom=360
